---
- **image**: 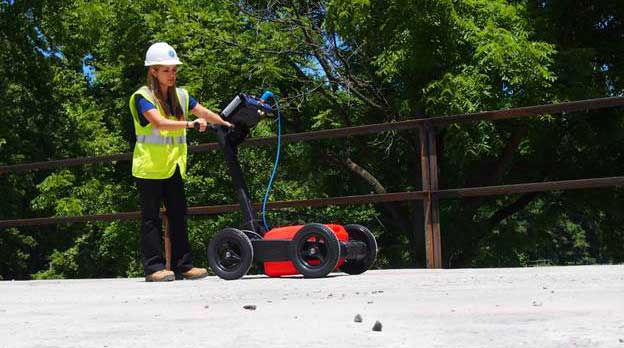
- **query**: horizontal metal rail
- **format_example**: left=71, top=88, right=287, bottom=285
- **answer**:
left=0, top=153, right=132, bottom=174
left=436, top=176, right=624, bottom=198
left=0, top=191, right=427, bottom=228
left=3, top=176, right=623, bottom=228
left=428, top=95, right=624, bottom=127
left=2, top=96, right=623, bottom=174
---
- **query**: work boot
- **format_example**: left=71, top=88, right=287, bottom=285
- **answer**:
left=181, top=267, right=209, bottom=280
left=145, top=269, right=175, bottom=282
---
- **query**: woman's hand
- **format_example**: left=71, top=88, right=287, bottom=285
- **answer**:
left=190, top=103, right=234, bottom=129
left=191, top=118, right=208, bottom=132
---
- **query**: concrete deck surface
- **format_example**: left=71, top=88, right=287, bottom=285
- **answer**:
left=1, top=265, right=623, bottom=348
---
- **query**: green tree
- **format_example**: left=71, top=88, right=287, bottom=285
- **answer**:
left=2, top=0, right=622, bottom=279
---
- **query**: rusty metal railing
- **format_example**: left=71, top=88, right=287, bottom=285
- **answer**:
left=2, top=95, right=624, bottom=268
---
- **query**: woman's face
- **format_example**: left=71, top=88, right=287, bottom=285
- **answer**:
left=152, top=65, right=177, bottom=88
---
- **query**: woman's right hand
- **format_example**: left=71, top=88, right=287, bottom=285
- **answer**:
left=192, top=118, right=208, bottom=132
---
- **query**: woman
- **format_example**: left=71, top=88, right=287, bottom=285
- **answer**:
left=129, top=42, right=233, bottom=282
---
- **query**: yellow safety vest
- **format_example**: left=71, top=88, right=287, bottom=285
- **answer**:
left=129, top=86, right=190, bottom=179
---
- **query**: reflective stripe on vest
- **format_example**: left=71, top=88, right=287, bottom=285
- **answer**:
left=136, top=134, right=187, bottom=145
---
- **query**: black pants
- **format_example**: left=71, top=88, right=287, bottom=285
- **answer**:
left=134, top=166, right=193, bottom=275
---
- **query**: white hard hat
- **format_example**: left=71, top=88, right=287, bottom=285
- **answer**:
left=144, top=42, right=182, bottom=66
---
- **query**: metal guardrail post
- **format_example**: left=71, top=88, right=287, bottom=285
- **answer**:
left=420, top=122, right=443, bottom=269
left=427, top=126, right=442, bottom=268
left=419, top=125, right=435, bottom=268
left=163, top=212, right=171, bottom=271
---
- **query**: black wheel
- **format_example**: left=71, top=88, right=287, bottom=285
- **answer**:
left=207, top=228, right=253, bottom=280
left=240, top=230, right=263, bottom=274
left=241, top=230, right=263, bottom=241
left=340, top=224, right=377, bottom=275
left=289, top=223, right=340, bottom=278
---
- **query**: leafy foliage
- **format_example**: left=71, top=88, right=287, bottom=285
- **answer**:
left=1, top=0, right=623, bottom=279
